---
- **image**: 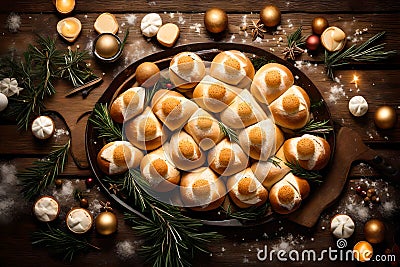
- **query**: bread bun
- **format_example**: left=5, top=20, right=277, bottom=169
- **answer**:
left=140, top=147, right=180, bottom=192
left=210, top=50, right=255, bottom=88
left=169, top=131, right=206, bottom=171
left=180, top=167, right=226, bottom=211
left=97, top=141, right=144, bottom=175
left=270, top=85, right=310, bottom=130
left=110, top=87, right=146, bottom=123
left=220, top=90, right=267, bottom=129
left=193, top=75, right=241, bottom=113
left=227, top=168, right=268, bottom=209
left=152, top=89, right=199, bottom=131
left=208, top=138, right=249, bottom=176
left=330, top=214, right=355, bottom=239
left=283, top=134, right=331, bottom=171
left=124, top=107, right=167, bottom=151
left=269, top=173, right=310, bottom=214
left=250, top=63, right=294, bottom=104
left=251, top=146, right=291, bottom=190
left=238, top=119, right=284, bottom=160
left=169, top=52, right=206, bottom=91
left=184, top=108, right=224, bottom=150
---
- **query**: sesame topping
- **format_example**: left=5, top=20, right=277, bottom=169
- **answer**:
left=265, top=70, right=281, bottom=88
left=237, top=102, right=252, bottom=118
left=282, top=94, right=300, bottom=113
left=123, top=90, right=139, bottom=106
left=208, top=84, right=226, bottom=100
left=179, top=139, right=195, bottom=160
left=150, top=158, right=168, bottom=177
left=161, top=97, right=182, bottom=115
left=238, top=177, right=257, bottom=195
left=278, top=185, right=295, bottom=204
left=192, top=179, right=210, bottom=196
left=219, top=148, right=234, bottom=167
left=177, top=55, right=195, bottom=72
left=249, top=127, right=264, bottom=145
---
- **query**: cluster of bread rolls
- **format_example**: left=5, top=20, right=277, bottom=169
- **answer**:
left=96, top=50, right=332, bottom=215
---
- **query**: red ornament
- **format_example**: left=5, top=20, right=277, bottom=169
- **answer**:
left=85, top=177, right=95, bottom=187
left=166, top=83, right=173, bottom=89
left=306, top=35, right=320, bottom=52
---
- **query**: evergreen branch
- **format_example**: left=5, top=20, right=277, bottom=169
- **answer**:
left=295, top=119, right=333, bottom=136
left=89, top=103, right=122, bottom=142
left=18, top=140, right=70, bottom=200
left=223, top=202, right=269, bottom=221
left=145, top=76, right=171, bottom=106
left=283, top=26, right=306, bottom=60
left=249, top=57, right=275, bottom=71
left=324, top=31, right=397, bottom=79
left=267, top=156, right=283, bottom=169
left=218, top=121, right=239, bottom=144
left=32, top=225, right=100, bottom=262
left=284, top=161, right=323, bottom=183
left=60, top=48, right=97, bottom=87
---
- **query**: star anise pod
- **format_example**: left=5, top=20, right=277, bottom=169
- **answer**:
left=108, top=183, right=121, bottom=195
left=250, top=20, right=266, bottom=41
left=283, top=26, right=306, bottom=60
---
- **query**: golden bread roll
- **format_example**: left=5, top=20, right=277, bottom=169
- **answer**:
left=250, top=63, right=294, bottom=104
left=269, top=173, right=310, bottom=214
left=220, top=90, right=267, bottom=129
left=169, top=131, right=206, bottom=171
left=140, top=147, right=180, bottom=192
left=184, top=108, right=224, bottom=150
left=270, top=85, right=310, bottom=130
left=208, top=138, right=249, bottom=176
left=283, top=134, right=331, bottom=171
left=210, top=50, right=255, bottom=88
left=227, top=168, right=268, bottom=209
left=169, top=52, right=206, bottom=91
left=251, top=146, right=291, bottom=190
left=152, top=89, right=199, bottom=131
left=238, top=119, right=284, bottom=160
left=180, top=167, right=226, bottom=211
left=193, top=75, right=241, bottom=113
left=124, top=107, right=167, bottom=151
left=110, top=87, right=146, bottom=123
left=97, top=141, right=144, bottom=175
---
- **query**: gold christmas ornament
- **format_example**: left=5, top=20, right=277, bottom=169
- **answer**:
left=364, top=219, right=386, bottom=244
left=95, top=211, right=118, bottom=235
left=204, top=8, right=228, bottom=34
left=55, top=0, right=75, bottom=14
left=374, top=105, right=397, bottom=129
left=353, top=241, right=373, bottom=262
left=94, top=33, right=122, bottom=61
left=260, top=5, right=281, bottom=27
left=312, top=17, right=329, bottom=35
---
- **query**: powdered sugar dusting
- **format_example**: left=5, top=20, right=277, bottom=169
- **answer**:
left=7, top=13, right=21, bottom=33
left=116, top=240, right=140, bottom=260
left=125, top=14, right=137, bottom=25
left=327, top=84, right=346, bottom=104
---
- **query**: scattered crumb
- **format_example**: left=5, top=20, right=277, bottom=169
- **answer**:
left=189, top=23, right=202, bottom=34
left=89, top=199, right=103, bottom=215
left=53, top=128, right=69, bottom=139
left=270, top=233, right=305, bottom=252
left=52, top=180, right=74, bottom=203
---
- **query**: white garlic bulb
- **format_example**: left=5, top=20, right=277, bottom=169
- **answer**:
left=349, top=95, right=368, bottom=117
left=0, top=78, right=24, bottom=97
left=140, top=13, right=162, bottom=37
left=0, top=93, right=8, bottom=112
left=330, top=214, right=355, bottom=238
left=31, top=116, right=55, bottom=140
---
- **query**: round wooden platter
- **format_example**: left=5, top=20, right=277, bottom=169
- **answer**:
left=86, top=42, right=335, bottom=227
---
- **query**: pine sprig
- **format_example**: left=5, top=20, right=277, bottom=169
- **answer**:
left=18, top=140, right=70, bottom=200
left=32, top=225, right=100, bottom=262
left=145, top=76, right=171, bottom=106
left=223, top=202, right=269, bottom=221
left=60, top=48, right=97, bottom=87
left=325, top=31, right=397, bottom=79
left=283, top=26, right=306, bottom=60
left=295, top=119, right=333, bottom=136
left=284, top=161, right=323, bottom=183
left=218, top=121, right=239, bottom=143
left=249, top=57, right=275, bottom=71
left=89, top=103, right=122, bottom=142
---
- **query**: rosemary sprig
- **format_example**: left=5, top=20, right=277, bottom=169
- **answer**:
left=32, top=225, right=100, bottom=262
left=60, top=48, right=97, bottom=87
left=284, top=161, right=323, bottom=183
left=249, top=57, right=276, bottom=71
left=267, top=156, right=282, bottom=168
left=218, top=121, right=239, bottom=143
left=295, top=119, right=333, bottom=136
left=224, top=202, right=269, bottom=221
left=145, top=76, right=171, bottom=106
left=283, top=26, right=306, bottom=60
left=89, top=103, right=122, bottom=142
left=18, top=140, right=70, bottom=200
left=324, top=31, right=397, bottom=79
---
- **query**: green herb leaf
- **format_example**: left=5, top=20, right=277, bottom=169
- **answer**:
left=89, top=103, right=122, bottom=142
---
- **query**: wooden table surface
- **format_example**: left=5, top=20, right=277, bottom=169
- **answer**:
left=0, top=1, right=400, bottom=266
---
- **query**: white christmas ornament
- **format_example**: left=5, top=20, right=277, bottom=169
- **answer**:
left=349, top=95, right=368, bottom=117
left=0, top=93, right=8, bottom=112
left=140, top=13, right=162, bottom=37
left=330, top=214, right=355, bottom=239
left=31, top=116, right=55, bottom=140
left=0, top=78, right=24, bottom=97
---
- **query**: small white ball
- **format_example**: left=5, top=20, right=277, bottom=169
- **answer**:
left=0, top=93, right=8, bottom=112
left=140, top=13, right=162, bottom=37
left=349, top=95, right=368, bottom=117
left=31, top=116, right=55, bottom=140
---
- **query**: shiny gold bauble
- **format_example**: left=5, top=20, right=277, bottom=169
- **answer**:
left=374, top=106, right=397, bottom=130
left=364, top=219, right=386, bottom=244
left=55, top=0, right=75, bottom=14
left=95, top=211, right=117, bottom=235
left=204, top=7, right=228, bottom=34
left=260, top=5, right=281, bottom=27
left=136, top=62, right=160, bottom=87
left=95, top=34, right=120, bottom=59
left=312, top=17, right=329, bottom=35
left=353, top=241, right=374, bottom=262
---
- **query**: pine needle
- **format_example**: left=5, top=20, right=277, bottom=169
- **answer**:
left=284, top=161, right=323, bottom=183
left=295, top=119, right=333, bottom=136
left=89, top=103, right=122, bottom=142
left=283, top=26, right=306, bottom=60
left=218, top=121, right=239, bottom=143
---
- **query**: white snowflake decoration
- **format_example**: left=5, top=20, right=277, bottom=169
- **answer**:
left=0, top=78, right=24, bottom=97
